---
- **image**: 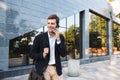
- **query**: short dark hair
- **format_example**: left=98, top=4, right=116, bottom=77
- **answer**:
left=47, top=14, right=60, bottom=28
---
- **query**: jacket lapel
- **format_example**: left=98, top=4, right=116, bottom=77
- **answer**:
left=43, top=32, right=50, bottom=63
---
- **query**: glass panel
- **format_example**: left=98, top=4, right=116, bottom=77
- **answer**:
left=67, top=15, right=74, bottom=28
left=60, top=14, right=81, bottom=60
left=89, top=12, right=107, bottom=57
left=113, top=22, right=120, bottom=54
left=64, top=14, right=81, bottom=59
left=9, top=13, right=81, bottom=67
left=74, top=13, right=80, bottom=59
left=9, top=27, right=43, bottom=67
left=60, top=18, right=66, bottom=28
left=66, top=15, right=75, bottom=59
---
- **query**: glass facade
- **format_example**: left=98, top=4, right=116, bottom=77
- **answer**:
left=0, top=0, right=85, bottom=70
left=9, top=13, right=81, bottom=67
left=65, top=14, right=80, bottom=59
left=0, top=0, right=120, bottom=70
left=112, top=22, right=120, bottom=54
left=9, top=30, right=39, bottom=67
left=8, top=9, right=120, bottom=67
left=89, top=12, right=107, bottom=57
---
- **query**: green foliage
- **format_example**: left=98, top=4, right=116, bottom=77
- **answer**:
left=89, top=13, right=107, bottom=47
left=113, top=23, right=120, bottom=47
left=63, top=25, right=80, bottom=53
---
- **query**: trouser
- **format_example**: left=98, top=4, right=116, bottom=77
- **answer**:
left=44, top=65, right=62, bottom=80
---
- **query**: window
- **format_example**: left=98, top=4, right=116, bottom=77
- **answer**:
left=9, top=28, right=43, bottom=67
left=89, top=12, right=107, bottom=57
left=63, top=13, right=81, bottom=59
left=113, top=22, right=120, bottom=54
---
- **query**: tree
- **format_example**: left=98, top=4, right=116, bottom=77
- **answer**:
left=63, top=25, right=80, bottom=58
left=113, top=23, right=120, bottom=49
left=89, top=13, right=106, bottom=47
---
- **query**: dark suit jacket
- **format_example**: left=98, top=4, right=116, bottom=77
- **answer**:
left=29, top=32, right=67, bottom=76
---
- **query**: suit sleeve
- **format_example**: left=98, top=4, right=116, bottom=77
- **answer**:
left=56, top=35, right=67, bottom=57
left=29, top=35, right=44, bottom=60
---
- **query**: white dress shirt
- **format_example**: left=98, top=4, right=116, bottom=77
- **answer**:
left=48, top=32, right=61, bottom=65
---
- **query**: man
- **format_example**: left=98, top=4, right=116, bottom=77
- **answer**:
left=30, top=14, right=67, bottom=80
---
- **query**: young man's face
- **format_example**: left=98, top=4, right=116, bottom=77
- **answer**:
left=47, top=19, right=57, bottom=34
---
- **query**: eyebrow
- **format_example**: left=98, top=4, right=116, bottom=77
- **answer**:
left=47, top=22, right=55, bottom=24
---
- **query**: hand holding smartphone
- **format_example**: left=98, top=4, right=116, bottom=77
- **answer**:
left=50, top=28, right=60, bottom=41
left=51, top=28, right=56, bottom=34
left=54, top=28, right=60, bottom=41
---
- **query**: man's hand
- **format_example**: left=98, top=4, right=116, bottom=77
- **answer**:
left=43, top=48, right=49, bottom=58
left=54, top=28, right=60, bottom=41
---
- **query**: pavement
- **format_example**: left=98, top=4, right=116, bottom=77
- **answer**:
left=2, top=57, right=120, bottom=80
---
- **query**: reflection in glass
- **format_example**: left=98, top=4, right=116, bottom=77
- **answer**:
left=113, top=22, right=120, bottom=54
left=63, top=13, right=80, bottom=59
left=67, top=15, right=74, bottom=28
left=66, top=15, right=75, bottom=59
left=64, top=25, right=80, bottom=59
left=9, top=28, right=43, bottom=67
left=9, top=25, right=68, bottom=67
left=60, top=18, right=66, bottom=28
left=89, top=12, right=107, bottom=57
left=9, top=13, right=81, bottom=67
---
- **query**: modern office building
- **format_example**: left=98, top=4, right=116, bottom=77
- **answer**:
left=0, top=0, right=120, bottom=77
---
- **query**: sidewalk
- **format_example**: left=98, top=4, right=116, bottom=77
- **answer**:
left=2, top=58, right=120, bottom=80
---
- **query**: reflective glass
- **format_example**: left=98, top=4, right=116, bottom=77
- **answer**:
left=74, top=13, right=80, bottom=59
left=9, top=27, right=43, bottom=67
left=65, top=13, right=81, bottom=59
left=113, top=22, right=120, bottom=54
left=89, top=12, right=107, bottom=57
